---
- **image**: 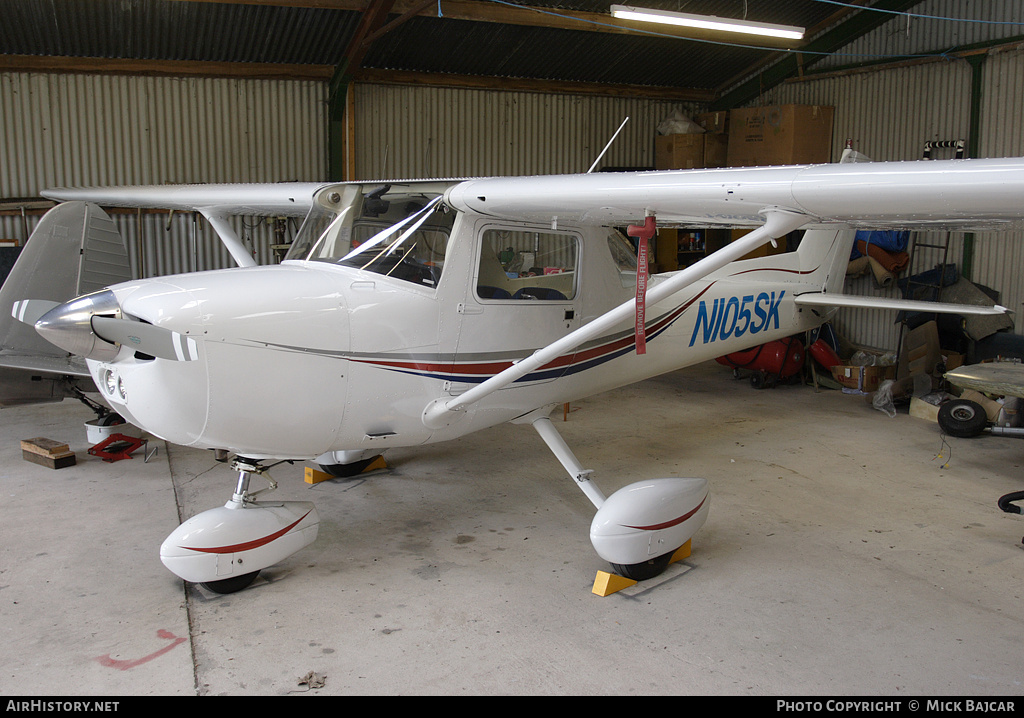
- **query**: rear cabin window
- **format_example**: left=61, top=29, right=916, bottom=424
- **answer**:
left=477, top=229, right=578, bottom=301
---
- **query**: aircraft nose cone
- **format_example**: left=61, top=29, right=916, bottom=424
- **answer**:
left=35, top=289, right=123, bottom=362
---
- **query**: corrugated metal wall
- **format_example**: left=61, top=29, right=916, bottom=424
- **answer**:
left=746, top=0, right=1024, bottom=350
left=351, top=84, right=697, bottom=179
left=4, top=4, right=1023, bottom=355
left=971, top=46, right=1024, bottom=346
left=1, top=72, right=326, bottom=275
left=813, top=0, right=1024, bottom=72
left=764, top=46, right=1024, bottom=350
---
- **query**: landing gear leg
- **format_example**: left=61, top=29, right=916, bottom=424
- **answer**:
left=530, top=415, right=606, bottom=509
left=522, top=410, right=709, bottom=583
left=160, top=458, right=320, bottom=594
left=198, top=459, right=276, bottom=593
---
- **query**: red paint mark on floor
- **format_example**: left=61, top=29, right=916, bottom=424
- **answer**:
left=95, top=629, right=187, bottom=670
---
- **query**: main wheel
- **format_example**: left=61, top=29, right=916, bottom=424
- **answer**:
left=200, top=571, right=259, bottom=594
left=319, top=454, right=382, bottom=478
left=938, top=399, right=988, bottom=438
left=610, top=550, right=675, bottom=582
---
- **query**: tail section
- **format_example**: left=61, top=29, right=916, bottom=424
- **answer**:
left=793, top=144, right=869, bottom=294
left=0, top=202, right=131, bottom=405
left=797, top=227, right=857, bottom=295
left=789, top=147, right=1010, bottom=320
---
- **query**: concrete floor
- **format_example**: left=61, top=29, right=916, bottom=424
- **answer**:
left=1, top=361, right=1022, bottom=696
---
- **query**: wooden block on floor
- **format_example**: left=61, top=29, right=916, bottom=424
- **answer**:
left=21, top=437, right=71, bottom=457
left=21, top=437, right=76, bottom=469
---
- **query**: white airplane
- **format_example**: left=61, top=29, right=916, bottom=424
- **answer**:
left=1, top=149, right=1021, bottom=593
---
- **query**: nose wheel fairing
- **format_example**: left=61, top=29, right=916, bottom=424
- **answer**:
left=159, top=460, right=320, bottom=592
left=160, top=500, right=320, bottom=589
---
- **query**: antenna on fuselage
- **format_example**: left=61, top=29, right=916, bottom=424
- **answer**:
left=587, top=117, right=629, bottom=174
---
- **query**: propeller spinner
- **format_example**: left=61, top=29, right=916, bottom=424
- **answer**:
left=28, top=289, right=198, bottom=362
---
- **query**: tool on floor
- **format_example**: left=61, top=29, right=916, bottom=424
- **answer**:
left=87, top=433, right=157, bottom=463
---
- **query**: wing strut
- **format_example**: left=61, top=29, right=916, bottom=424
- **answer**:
left=201, top=211, right=258, bottom=268
left=422, top=207, right=810, bottom=429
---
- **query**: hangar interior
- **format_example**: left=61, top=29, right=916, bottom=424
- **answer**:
left=1, top=0, right=1024, bottom=696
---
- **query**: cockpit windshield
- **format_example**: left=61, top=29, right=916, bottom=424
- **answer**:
left=285, top=182, right=457, bottom=288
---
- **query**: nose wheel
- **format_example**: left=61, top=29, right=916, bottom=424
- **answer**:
left=160, top=458, right=320, bottom=593
left=201, top=571, right=260, bottom=594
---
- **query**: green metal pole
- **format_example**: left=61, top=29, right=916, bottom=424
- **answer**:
left=327, top=61, right=352, bottom=182
left=962, top=54, right=986, bottom=282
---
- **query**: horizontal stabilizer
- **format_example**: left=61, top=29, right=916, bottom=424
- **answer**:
left=0, top=354, right=90, bottom=377
left=794, top=292, right=1009, bottom=316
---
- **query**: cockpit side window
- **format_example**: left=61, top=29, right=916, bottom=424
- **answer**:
left=286, top=184, right=456, bottom=289
left=607, top=228, right=639, bottom=288
left=477, top=228, right=578, bottom=301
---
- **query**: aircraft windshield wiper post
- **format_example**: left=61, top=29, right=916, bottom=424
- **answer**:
left=421, top=207, right=810, bottom=430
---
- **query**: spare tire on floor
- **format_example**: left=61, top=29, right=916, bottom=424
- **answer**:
left=937, top=399, right=988, bottom=438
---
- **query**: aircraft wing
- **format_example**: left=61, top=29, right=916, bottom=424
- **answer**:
left=42, top=182, right=327, bottom=267
left=41, top=182, right=325, bottom=217
left=427, top=156, right=1024, bottom=427
left=444, top=157, right=1024, bottom=231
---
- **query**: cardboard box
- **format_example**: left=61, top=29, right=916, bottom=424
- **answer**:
left=655, top=133, right=729, bottom=170
left=696, top=111, right=728, bottom=134
left=727, top=104, right=834, bottom=167
left=958, top=389, right=1002, bottom=422
left=703, top=133, right=728, bottom=168
left=910, top=397, right=940, bottom=423
left=944, top=351, right=964, bottom=371
left=830, top=365, right=895, bottom=393
left=656, top=134, right=705, bottom=170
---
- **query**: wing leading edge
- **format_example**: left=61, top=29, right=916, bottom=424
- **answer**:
left=41, top=182, right=325, bottom=217
left=443, top=157, right=1024, bottom=232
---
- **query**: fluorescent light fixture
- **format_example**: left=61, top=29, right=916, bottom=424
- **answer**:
left=610, top=5, right=805, bottom=40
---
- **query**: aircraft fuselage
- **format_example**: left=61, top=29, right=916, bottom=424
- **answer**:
left=84, top=192, right=843, bottom=460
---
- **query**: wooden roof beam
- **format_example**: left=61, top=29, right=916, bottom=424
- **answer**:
left=0, top=54, right=333, bottom=81
left=353, top=67, right=715, bottom=101
left=165, top=0, right=803, bottom=49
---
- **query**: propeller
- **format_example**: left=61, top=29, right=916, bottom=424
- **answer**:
left=23, top=289, right=200, bottom=363
left=91, top=316, right=199, bottom=362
